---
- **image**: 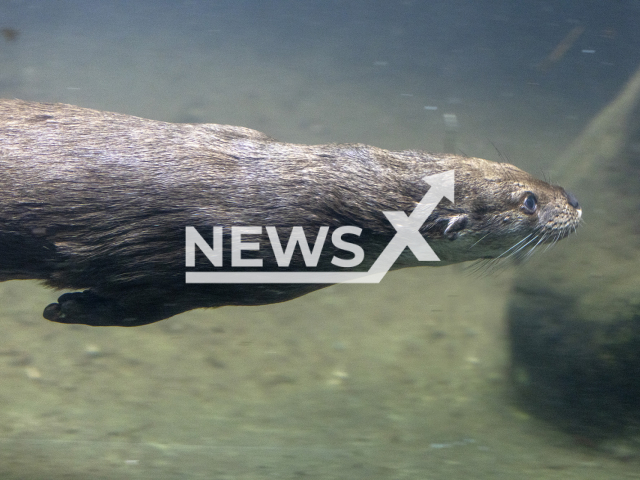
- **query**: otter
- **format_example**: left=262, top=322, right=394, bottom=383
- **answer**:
left=0, top=99, right=581, bottom=326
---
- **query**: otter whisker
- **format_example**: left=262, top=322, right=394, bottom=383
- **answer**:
left=507, top=233, right=543, bottom=260
left=466, top=257, right=509, bottom=277
left=523, top=234, right=548, bottom=259
left=496, top=233, right=536, bottom=259
left=467, top=232, right=539, bottom=277
left=468, top=232, right=491, bottom=250
left=465, top=258, right=492, bottom=276
left=543, top=235, right=560, bottom=253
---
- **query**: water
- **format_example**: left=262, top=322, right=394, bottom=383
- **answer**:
left=0, top=1, right=639, bottom=478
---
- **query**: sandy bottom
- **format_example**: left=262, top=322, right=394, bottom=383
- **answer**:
left=4, top=268, right=630, bottom=480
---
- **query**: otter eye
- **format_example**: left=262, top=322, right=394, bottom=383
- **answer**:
left=521, top=193, right=537, bottom=214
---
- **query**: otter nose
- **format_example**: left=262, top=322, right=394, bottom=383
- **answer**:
left=564, top=190, right=582, bottom=219
left=565, top=190, right=580, bottom=209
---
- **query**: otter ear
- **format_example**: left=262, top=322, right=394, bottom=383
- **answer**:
left=444, top=214, right=468, bottom=240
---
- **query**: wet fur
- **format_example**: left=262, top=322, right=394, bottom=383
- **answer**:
left=0, top=100, right=581, bottom=326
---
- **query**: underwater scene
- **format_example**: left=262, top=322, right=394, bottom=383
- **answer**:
left=0, top=1, right=640, bottom=478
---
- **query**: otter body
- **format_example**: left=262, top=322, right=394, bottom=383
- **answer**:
left=0, top=99, right=581, bottom=326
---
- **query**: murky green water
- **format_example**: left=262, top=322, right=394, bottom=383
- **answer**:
left=1, top=1, right=639, bottom=478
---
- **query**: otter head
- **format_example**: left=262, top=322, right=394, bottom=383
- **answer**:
left=425, top=157, right=582, bottom=263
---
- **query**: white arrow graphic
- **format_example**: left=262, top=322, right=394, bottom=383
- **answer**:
left=343, top=169, right=454, bottom=283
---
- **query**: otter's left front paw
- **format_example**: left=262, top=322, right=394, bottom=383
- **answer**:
left=43, top=290, right=127, bottom=326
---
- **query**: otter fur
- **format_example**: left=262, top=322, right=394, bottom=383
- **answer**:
left=0, top=100, right=581, bottom=326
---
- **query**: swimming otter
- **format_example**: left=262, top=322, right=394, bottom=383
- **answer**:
left=0, top=99, right=581, bottom=326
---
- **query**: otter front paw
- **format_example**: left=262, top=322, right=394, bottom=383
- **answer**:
left=43, top=290, right=127, bottom=326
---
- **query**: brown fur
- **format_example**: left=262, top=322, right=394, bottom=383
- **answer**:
left=0, top=99, right=581, bottom=326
